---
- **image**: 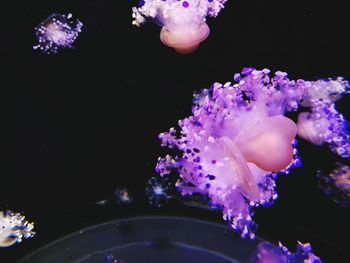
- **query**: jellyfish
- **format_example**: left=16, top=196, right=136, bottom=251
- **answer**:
left=94, top=187, right=133, bottom=206
left=296, top=79, right=350, bottom=157
left=132, top=0, right=227, bottom=54
left=0, top=210, right=35, bottom=247
left=249, top=241, right=322, bottom=263
left=146, top=176, right=173, bottom=207
left=156, top=68, right=349, bottom=238
left=105, top=254, right=126, bottom=263
left=33, top=13, right=83, bottom=54
left=317, top=163, right=350, bottom=207
left=114, top=188, right=133, bottom=204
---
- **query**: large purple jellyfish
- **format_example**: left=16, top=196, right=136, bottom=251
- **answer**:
left=249, top=241, right=322, bottom=263
left=33, top=13, right=83, bottom=54
left=132, top=0, right=227, bottom=54
left=156, top=68, right=349, bottom=238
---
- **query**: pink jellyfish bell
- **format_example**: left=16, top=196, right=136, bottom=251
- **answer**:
left=159, top=21, right=210, bottom=54
left=132, top=0, right=227, bottom=54
left=235, top=115, right=297, bottom=172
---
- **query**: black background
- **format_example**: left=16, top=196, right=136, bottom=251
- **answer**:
left=0, top=0, right=350, bottom=262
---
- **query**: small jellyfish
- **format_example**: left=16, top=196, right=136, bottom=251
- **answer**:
left=114, top=188, right=133, bottom=204
left=317, top=163, right=350, bottom=207
left=33, top=13, right=83, bottom=54
left=156, top=68, right=349, bottom=238
left=249, top=241, right=322, bottom=263
left=132, top=0, right=227, bottom=54
left=0, top=210, right=35, bottom=248
left=94, top=187, right=133, bottom=206
left=146, top=176, right=173, bottom=207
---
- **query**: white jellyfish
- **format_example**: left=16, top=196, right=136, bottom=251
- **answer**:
left=0, top=210, right=35, bottom=247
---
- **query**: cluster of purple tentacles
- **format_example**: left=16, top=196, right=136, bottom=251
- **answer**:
left=249, top=241, right=322, bottom=263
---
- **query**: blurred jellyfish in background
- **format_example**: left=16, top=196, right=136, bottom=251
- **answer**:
left=0, top=210, right=35, bottom=248
left=114, top=188, right=133, bottom=205
left=94, top=187, right=133, bottom=206
left=249, top=241, right=322, bottom=263
left=105, top=254, right=126, bottom=263
left=317, top=163, right=350, bottom=207
left=296, top=79, right=350, bottom=157
left=33, top=13, right=83, bottom=54
left=156, top=67, right=349, bottom=238
left=132, top=0, right=227, bottom=54
left=146, top=176, right=173, bottom=207
left=146, top=175, right=219, bottom=209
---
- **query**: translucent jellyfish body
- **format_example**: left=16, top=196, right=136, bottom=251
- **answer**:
left=318, top=163, right=350, bottom=207
left=33, top=13, right=83, bottom=54
left=0, top=210, right=35, bottom=247
left=249, top=241, right=322, bottom=263
left=132, top=0, right=227, bottom=54
left=156, top=68, right=349, bottom=238
left=146, top=176, right=173, bottom=207
left=114, top=188, right=133, bottom=204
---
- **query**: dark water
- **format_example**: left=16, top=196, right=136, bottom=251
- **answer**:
left=0, top=0, right=350, bottom=262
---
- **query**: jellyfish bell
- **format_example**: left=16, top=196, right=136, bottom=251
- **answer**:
left=45, top=23, right=69, bottom=46
left=160, top=22, right=210, bottom=54
left=0, top=212, right=18, bottom=247
left=235, top=115, right=297, bottom=172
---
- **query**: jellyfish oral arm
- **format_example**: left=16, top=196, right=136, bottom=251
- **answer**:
left=221, top=136, right=261, bottom=202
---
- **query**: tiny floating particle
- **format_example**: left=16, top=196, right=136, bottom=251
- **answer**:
left=249, top=241, right=322, bottom=263
left=33, top=13, right=83, bottom=54
left=0, top=210, right=35, bottom=248
left=156, top=67, right=349, bottom=238
left=94, top=199, right=111, bottom=206
left=132, top=0, right=227, bottom=54
left=317, top=162, right=350, bottom=207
